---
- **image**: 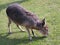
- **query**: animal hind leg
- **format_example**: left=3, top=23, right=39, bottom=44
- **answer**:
left=8, top=18, right=12, bottom=34
left=16, top=25, right=25, bottom=32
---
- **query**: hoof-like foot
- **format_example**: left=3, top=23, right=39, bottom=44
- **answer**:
left=34, top=35, right=38, bottom=38
left=8, top=32, right=12, bottom=34
left=32, top=35, right=38, bottom=38
left=29, top=37, right=32, bottom=41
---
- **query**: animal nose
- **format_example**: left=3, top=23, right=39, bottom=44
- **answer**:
left=44, top=32, right=48, bottom=37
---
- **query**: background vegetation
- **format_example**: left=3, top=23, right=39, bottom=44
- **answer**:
left=0, top=0, right=60, bottom=45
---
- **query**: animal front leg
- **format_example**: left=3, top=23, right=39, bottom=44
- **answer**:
left=26, top=28, right=32, bottom=40
left=16, top=25, right=25, bottom=32
left=31, top=29, right=37, bottom=37
left=31, top=29, right=34, bottom=36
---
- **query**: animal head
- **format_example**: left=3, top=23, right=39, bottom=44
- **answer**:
left=36, top=18, right=48, bottom=36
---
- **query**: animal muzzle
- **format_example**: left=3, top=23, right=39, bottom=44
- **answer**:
left=39, top=29, right=48, bottom=37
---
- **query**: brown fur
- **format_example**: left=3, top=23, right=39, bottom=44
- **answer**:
left=6, top=3, right=48, bottom=40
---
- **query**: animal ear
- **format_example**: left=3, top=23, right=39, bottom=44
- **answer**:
left=42, top=18, right=45, bottom=26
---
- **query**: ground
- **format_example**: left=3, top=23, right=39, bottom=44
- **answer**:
left=0, top=0, right=60, bottom=45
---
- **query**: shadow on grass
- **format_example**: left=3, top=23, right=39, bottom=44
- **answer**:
left=0, top=32, right=46, bottom=45
left=0, top=0, right=29, bottom=12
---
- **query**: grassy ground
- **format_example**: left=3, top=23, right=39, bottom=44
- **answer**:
left=0, top=0, right=60, bottom=45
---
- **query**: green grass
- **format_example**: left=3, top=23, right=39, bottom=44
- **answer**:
left=0, top=0, right=60, bottom=45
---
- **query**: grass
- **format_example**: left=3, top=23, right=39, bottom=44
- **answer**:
left=0, top=0, right=60, bottom=45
